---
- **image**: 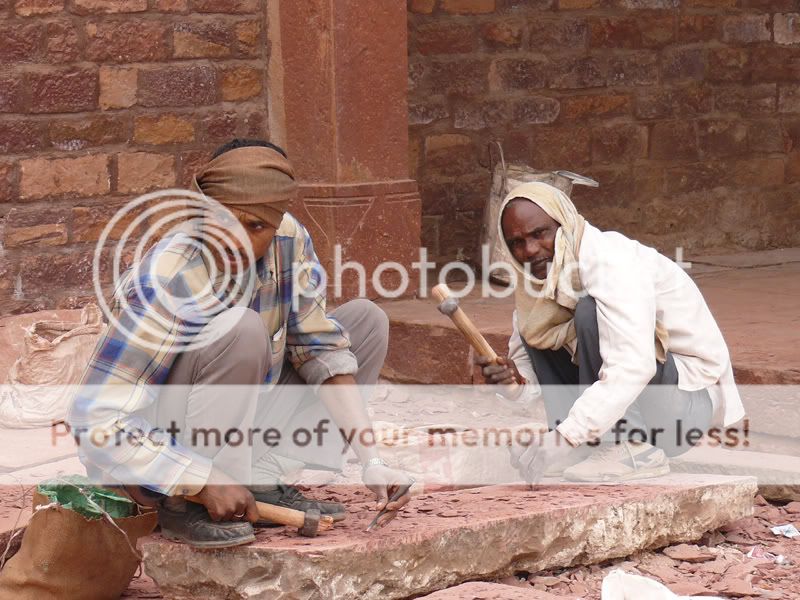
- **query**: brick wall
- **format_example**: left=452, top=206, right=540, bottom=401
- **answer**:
left=408, top=0, right=800, bottom=264
left=0, top=0, right=269, bottom=314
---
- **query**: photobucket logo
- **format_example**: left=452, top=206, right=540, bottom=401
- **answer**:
left=326, top=244, right=692, bottom=302
left=93, top=189, right=258, bottom=353
left=326, top=244, right=585, bottom=302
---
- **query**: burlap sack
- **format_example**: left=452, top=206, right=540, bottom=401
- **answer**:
left=0, top=491, right=157, bottom=600
left=482, top=142, right=599, bottom=285
left=0, top=304, right=106, bottom=428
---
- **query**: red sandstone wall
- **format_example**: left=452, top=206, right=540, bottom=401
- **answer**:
left=408, top=0, right=800, bottom=263
left=0, top=0, right=269, bottom=314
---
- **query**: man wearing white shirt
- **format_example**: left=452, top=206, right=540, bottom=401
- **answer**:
left=476, top=182, right=745, bottom=483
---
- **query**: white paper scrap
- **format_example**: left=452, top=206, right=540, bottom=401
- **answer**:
left=771, top=524, right=800, bottom=538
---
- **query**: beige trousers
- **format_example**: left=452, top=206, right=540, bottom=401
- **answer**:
left=144, top=299, right=389, bottom=485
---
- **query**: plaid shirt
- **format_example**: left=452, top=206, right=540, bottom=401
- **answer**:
left=69, top=213, right=356, bottom=496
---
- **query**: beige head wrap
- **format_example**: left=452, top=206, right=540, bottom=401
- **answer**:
left=499, top=182, right=667, bottom=362
left=192, top=146, right=298, bottom=228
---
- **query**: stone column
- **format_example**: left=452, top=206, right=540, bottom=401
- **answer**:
left=269, top=0, right=421, bottom=300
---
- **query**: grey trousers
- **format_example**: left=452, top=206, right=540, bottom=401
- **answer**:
left=524, top=296, right=712, bottom=457
left=147, top=298, right=389, bottom=485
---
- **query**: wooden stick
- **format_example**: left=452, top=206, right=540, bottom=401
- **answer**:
left=432, top=283, right=521, bottom=396
left=185, top=496, right=334, bottom=531
left=432, top=284, right=498, bottom=360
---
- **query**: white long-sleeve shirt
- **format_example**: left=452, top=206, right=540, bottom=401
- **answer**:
left=507, top=223, right=745, bottom=446
left=507, top=311, right=541, bottom=404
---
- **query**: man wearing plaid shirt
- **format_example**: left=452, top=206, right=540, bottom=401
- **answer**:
left=69, top=140, right=411, bottom=548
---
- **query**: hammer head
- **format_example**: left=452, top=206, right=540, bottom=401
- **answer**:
left=299, top=508, right=321, bottom=537
left=437, top=296, right=459, bottom=317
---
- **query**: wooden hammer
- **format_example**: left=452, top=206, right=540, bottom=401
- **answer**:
left=431, top=283, right=521, bottom=396
left=186, top=496, right=334, bottom=537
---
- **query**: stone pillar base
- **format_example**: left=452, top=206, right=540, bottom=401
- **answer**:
left=291, top=179, right=422, bottom=301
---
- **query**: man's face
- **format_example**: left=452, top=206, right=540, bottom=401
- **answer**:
left=204, top=206, right=277, bottom=273
left=501, top=199, right=560, bottom=280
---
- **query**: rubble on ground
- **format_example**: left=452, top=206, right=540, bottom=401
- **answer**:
left=491, top=496, right=800, bottom=600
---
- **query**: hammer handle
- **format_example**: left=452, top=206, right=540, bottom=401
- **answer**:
left=185, top=495, right=334, bottom=531
left=432, top=285, right=497, bottom=360
left=432, top=284, right=521, bottom=396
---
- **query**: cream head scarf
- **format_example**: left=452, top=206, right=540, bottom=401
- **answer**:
left=498, top=182, right=586, bottom=355
left=498, top=182, right=667, bottom=362
left=192, top=146, right=298, bottom=228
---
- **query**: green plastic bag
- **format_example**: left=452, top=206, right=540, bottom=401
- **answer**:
left=36, top=475, right=135, bottom=520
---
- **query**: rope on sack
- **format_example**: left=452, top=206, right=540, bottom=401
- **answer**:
left=0, top=480, right=35, bottom=571
left=0, top=477, right=146, bottom=578
left=0, top=473, right=36, bottom=570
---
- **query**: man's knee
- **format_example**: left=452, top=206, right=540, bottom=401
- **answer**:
left=207, top=307, right=267, bottom=353
left=363, top=300, right=389, bottom=339
left=167, top=307, right=269, bottom=387
left=355, top=298, right=389, bottom=337
left=573, top=296, right=598, bottom=334
left=337, top=299, right=389, bottom=347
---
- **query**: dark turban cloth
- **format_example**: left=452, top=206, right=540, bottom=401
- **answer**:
left=192, top=146, right=298, bottom=228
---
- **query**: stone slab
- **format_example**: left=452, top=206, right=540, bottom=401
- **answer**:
left=121, top=573, right=164, bottom=599
left=142, top=474, right=756, bottom=600
left=736, top=385, right=800, bottom=442
left=690, top=247, right=800, bottom=270
left=738, top=430, right=800, bottom=457
left=0, top=425, right=77, bottom=472
left=671, top=446, right=800, bottom=502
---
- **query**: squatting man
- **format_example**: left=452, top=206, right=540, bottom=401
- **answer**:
left=477, top=182, right=746, bottom=484
left=70, top=139, right=412, bottom=548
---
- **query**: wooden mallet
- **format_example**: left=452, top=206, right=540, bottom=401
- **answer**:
left=186, top=496, right=335, bottom=537
left=431, top=283, right=521, bottom=396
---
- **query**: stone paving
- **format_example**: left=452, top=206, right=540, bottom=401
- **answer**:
left=380, top=249, right=800, bottom=390
left=672, top=447, right=800, bottom=502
